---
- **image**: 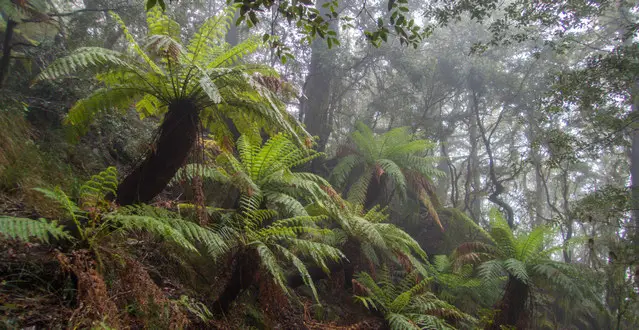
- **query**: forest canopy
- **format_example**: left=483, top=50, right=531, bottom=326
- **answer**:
left=0, top=0, right=638, bottom=329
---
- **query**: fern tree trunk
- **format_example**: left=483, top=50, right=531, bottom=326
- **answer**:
left=116, top=99, right=199, bottom=205
left=363, top=175, right=384, bottom=210
left=213, top=249, right=260, bottom=314
left=486, top=276, right=529, bottom=330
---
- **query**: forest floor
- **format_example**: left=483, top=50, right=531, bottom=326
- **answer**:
left=0, top=195, right=385, bottom=330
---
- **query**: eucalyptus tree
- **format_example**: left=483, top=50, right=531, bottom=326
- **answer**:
left=35, top=7, right=309, bottom=205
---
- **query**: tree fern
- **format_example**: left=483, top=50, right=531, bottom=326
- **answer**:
left=330, top=122, right=444, bottom=229
left=453, top=208, right=597, bottom=329
left=210, top=184, right=345, bottom=310
left=176, top=134, right=329, bottom=217
left=34, top=6, right=310, bottom=205
left=311, top=200, right=430, bottom=276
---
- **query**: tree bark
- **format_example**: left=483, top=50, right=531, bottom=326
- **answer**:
left=213, top=249, right=260, bottom=314
left=472, top=89, right=515, bottom=227
left=486, top=276, right=530, bottom=330
left=467, top=106, right=482, bottom=221
left=526, top=105, right=545, bottom=227
left=116, top=100, right=199, bottom=205
left=300, top=0, right=335, bottom=167
left=0, top=20, right=17, bottom=89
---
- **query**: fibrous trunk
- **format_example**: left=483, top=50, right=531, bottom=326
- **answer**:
left=486, top=276, right=529, bottom=330
left=116, top=100, right=199, bottom=205
left=213, top=249, right=259, bottom=314
left=363, top=175, right=384, bottom=210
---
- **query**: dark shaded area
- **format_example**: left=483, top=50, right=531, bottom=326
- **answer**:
left=486, top=276, right=529, bottom=330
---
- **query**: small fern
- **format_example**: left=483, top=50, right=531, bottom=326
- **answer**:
left=353, top=267, right=476, bottom=329
left=80, top=166, right=118, bottom=209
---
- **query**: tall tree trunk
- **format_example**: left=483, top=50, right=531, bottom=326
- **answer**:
left=526, top=105, right=545, bottom=227
left=632, top=77, right=639, bottom=288
left=486, top=276, right=530, bottom=330
left=561, top=169, right=573, bottom=263
left=466, top=92, right=482, bottom=221
left=116, top=100, right=199, bottom=205
left=213, top=249, right=260, bottom=314
left=436, top=141, right=451, bottom=201
left=301, top=0, right=335, bottom=170
left=0, top=20, right=17, bottom=89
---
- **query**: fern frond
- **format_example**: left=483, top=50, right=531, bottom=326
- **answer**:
left=106, top=214, right=198, bottom=253
left=0, top=216, right=73, bottom=243
left=377, top=159, right=407, bottom=199
left=515, top=224, right=549, bottom=262
left=80, top=166, right=118, bottom=209
left=174, top=164, right=229, bottom=184
left=207, top=35, right=263, bottom=69
left=264, top=191, right=307, bottom=217
left=488, top=208, right=516, bottom=258
left=503, top=258, right=530, bottom=284
left=34, top=47, right=131, bottom=82
left=255, top=242, right=288, bottom=292
left=146, top=6, right=181, bottom=39
left=64, top=88, right=142, bottom=135
left=347, top=168, right=373, bottom=206
left=186, top=5, right=236, bottom=64
left=354, top=267, right=469, bottom=330
left=110, top=11, right=163, bottom=75
left=286, top=238, right=345, bottom=273
left=32, top=187, right=81, bottom=218
left=478, top=259, right=506, bottom=283
left=275, top=245, right=320, bottom=303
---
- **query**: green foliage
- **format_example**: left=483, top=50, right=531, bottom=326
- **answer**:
left=353, top=267, right=476, bottom=329
left=453, top=208, right=595, bottom=302
left=331, top=122, right=443, bottom=227
left=214, top=190, right=344, bottom=303
left=431, top=255, right=497, bottom=313
left=112, top=205, right=227, bottom=258
left=80, top=166, right=117, bottom=209
left=144, top=1, right=422, bottom=53
left=35, top=7, right=309, bottom=146
left=177, top=295, right=214, bottom=322
left=177, top=134, right=330, bottom=217
left=0, top=168, right=226, bottom=262
left=311, top=201, right=430, bottom=275
left=183, top=135, right=347, bottom=302
left=0, top=216, right=72, bottom=243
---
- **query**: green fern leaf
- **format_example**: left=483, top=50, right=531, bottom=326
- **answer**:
left=0, top=216, right=73, bottom=243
